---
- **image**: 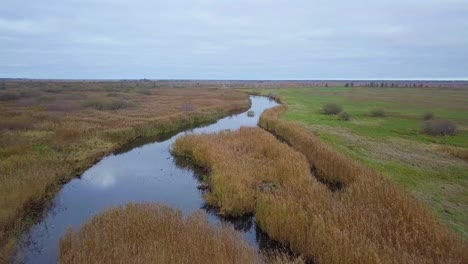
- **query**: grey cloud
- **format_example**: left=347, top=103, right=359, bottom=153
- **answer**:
left=0, top=0, right=467, bottom=79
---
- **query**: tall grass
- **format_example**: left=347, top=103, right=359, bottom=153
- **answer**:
left=59, top=203, right=303, bottom=264
left=172, top=127, right=313, bottom=216
left=173, top=110, right=467, bottom=263
left=59, top=203, right=263, bottom=264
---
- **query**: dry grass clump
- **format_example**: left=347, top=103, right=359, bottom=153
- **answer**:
left=432, top=144, right=468, bottom=161
left=258, top=105, right=467, bottom=263
left=172, top=127, right=313, bottom=216
left=173, top=108, right=467, bottom=263
left=59, top=203, right=262, bottom=264
left=0, top=81, right=250, bottom=261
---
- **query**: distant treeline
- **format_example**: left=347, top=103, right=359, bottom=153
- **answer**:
left=1, top=79, right=468, bottom=89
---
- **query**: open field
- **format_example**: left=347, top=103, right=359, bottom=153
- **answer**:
left=0, top=81, right=250, bottom=261
left=172, top=126, right=467, bottom=263
left=249, top=87, right=468, bottom=236
left=59, top=203, right=303, bottom=264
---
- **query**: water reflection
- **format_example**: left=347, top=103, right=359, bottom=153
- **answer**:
left=15, top=96, right=279, bottom=263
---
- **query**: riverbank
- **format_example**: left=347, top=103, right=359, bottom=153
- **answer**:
left=0, top=82, right=250, bottom=262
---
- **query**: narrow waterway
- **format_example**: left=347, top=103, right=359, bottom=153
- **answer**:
left=15, top=96, right=279, bottom=263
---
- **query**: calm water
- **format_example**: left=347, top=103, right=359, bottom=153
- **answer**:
left=15, top=96, right=279, bottom=263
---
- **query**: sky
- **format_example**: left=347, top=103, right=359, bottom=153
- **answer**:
left=1, top=0, right=467, bottom=80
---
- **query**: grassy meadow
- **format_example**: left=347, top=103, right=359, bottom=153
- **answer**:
left=172, top=126, right=467, bottom=263
left=251, top=87, right=468, bottom=236
left=0, top=81, right=250, bottom=261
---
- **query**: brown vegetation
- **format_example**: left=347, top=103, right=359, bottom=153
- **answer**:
left=0, top=81, right=250, bottom=261
left=59, top=203, right=257, bottom=264
left=173, top=108, right=467, bottom=263
left=59, top=203, right=303, bottom=264
left=172, top=127, right=312, bottom=216
left=432, top=144, right=468, bottom=161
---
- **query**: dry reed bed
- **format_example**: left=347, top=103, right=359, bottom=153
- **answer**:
left=59, top=203, right=303, bottom=264
left=173, top=115, right=467, bottom=263
left=172, top=127, right=314, bottom=216
left=0, top=84, right=250, bottom=261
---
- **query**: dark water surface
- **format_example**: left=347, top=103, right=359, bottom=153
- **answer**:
left=15, top=96, right=279, bottom=263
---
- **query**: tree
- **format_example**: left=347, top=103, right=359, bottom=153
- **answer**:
left=344, top=83, right=349, bottom=87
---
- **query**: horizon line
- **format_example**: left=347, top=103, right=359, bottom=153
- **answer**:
left=2, top=78, right=468, bottom=82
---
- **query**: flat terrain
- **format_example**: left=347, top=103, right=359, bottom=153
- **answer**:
left=0, top=81, right=249, bottom=261
left=253, top=87, right=468, bottom=236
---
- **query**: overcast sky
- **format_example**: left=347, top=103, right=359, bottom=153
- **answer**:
left=1, top=0, right=467, bottom=80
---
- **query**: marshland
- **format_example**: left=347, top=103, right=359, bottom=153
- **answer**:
left=1, top=80, right=467, bottom=264
left=2, top=0, right=468, bottom=263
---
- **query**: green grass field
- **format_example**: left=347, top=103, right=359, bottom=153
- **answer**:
left=254, top=87, right=468, bottom=237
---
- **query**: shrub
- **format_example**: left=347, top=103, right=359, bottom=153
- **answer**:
left=42, top=87, right=64, bottom=93
left=422, top=111, right=435, bottom=120
left=137, top=89, right=152, bottom=95
left=321, top=103, right=342, bottom=115
left=421, top=119, right=457, bottom=136
left=181, top=102, right=195, bottom=112
left=45, top=101, right=81, bottom=112
left=267, top=92, right=280, bottom=102
left=83, top=99, right=136, bottom=111
left=0, top=115, right=35, bottom=130
left=339, top=111, right=351, bottom=121
left=0, top=92, right=21, bottom=101
left=107, top=92, right=120, bottom=97
left=370, top=108, right=386, bottom=117
left=63, top=93, right=88, bottom=100
left=39, top=95, right=55, bottom=103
